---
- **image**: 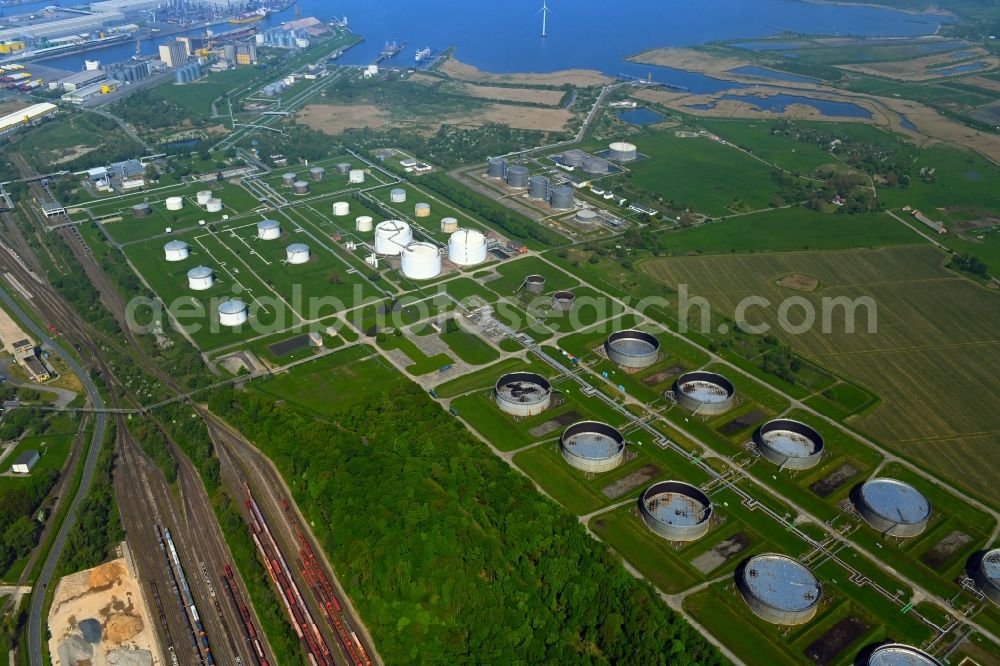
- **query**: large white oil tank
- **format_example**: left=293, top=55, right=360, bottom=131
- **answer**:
left=356, top=215, right=374, bottom=232
left=187, top=266, right=214, bottom=291
left=332, top=201, right=350, bottom=216
left=286, top=243, right=310, bottom=265
left=206, top=198, right=223, bottom=213
left=374, top=220, right=412, bottom=255
left=166, top=196, right=184, bottom=211
left=348, top=169, right=365, bottom=184
left=164, top=240, right=189, bottom=262
left=448, top=229, right=487, bottom=266
left=196, top=190, right=212, bottom=205
left=218, top=299, right=248, bottom=327
left=401, top=242, right=441, bottom=280
left=257, top=219, right=281, bottom=240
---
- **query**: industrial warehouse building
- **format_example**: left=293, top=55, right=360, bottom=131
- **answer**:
left=10, top=450, right=39, bottom=474
left=0, top=103, right=57, bottom=136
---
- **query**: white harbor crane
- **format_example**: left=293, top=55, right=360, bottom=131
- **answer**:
left=539, top=0, right=550, bottom=38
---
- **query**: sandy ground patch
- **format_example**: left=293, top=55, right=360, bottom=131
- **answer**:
left=0, top=306, right=30, bottom=354
left=776, top=273, right=819, bottom=292
left=0, top=100, right=29, bottom=116
left=296, top=103, right=389, bottom=134
left=629, top=47, right=751, bottom=78
left=439, top=56, right=612, bottom=87
left=458, top=84, right=565, bottom=106
left=48, top=144, right=101, bottom=165
left=963, top=76, right=1000, bottom=94
left=48, top=553, right=162, bottom=666
left=836, top=49, right=999, bottom=82
left=451, top=104, right=572, bottom=131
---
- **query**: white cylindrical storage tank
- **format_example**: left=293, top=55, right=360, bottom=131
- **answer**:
left=854, top=478, right=931, bottom=538
left=356, top=215, right=374, bottom=232
left=414, top=203, right=431, bottom=218
left=282, top=172, right=296, bottom=187
left=560, top=421, right=625, bottom=473
left=448, top=229, right=488, bottom=266
left=196, top=190, right=212, bottom=205
left=868, top=645, right=942, bottom=666
left=205, top=198, right=223, bottom=213
left=754, top=419, right=825, bottom=470
left=605, top=330, right=661, bottom=370
left=374, top=220, right=413, bottom=256
left=286, top=243, right=310, bottom=265
left=639, top=481, right=713, bottom=542
left=974, top=548, right=1000, bottom=605
left=673, top=371, right=736, bottom=415
left=349, top=169, right=365, bottom=184
left=390, top=188, right=406, bottom=203
left=257, top=219, right=281, bottom=240
left=552, top=290, right=575, bottom=312
left=166, top=196, right=184, bottom=211
left=401, top=242, right=441, bottom=280
left=164, top=240, right=189, bottom=262
left=293, top=180, right=310, bottom=195
left=310, top=166, right=325, bottom=181
left=524, top=274, right=546, bottom=294
left=440, top=217, right=459, bottom=233
left=738, top=554, right=821, bottom=625
left=187, top=266, right=214, bottom=291
left=494, top=372, right=552, bottom=417
left=218, top=299, right=248, bottom=327
left=561, top=149, right=586, bottom=167
left=608, top=141, right=638, bottom=162
left=576, top=209, right=599, bottom=225
left=332, top=201, right=350, bottom=216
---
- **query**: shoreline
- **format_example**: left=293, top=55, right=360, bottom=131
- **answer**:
left=799, top=0, right=956, bottom=20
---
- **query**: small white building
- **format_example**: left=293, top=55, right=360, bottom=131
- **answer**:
left=11, top=450, right=39, bottom=474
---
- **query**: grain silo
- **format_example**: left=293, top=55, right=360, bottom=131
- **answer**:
left=401, top=242, right=441, bottom=280
left=166, top=196, right=184, bottom=211
left=737, top=554, right=821, bottom=625
left=310, top=166, right=325, bottom=181
left=487, top=157, right=507, bottom=179
left=506, top=165, right=529, bottom=189
left=132, top=203, right=151, bottom=218
left=187, top=266, right=214, bottom=291
left=440, top=217, right=459, bottom=233
left=414, top=203, right=431, bottom=218
left=528, top=175, right=550, bottom=200
left=560, top=421, right=625, bottom=473
left=164, top=240, right=189, bottom=262
left=495, top=372, right=552, bottom=417
left=374, top=220, right=413, bottom=255
left=672, top=371, right=735, bottom=415
left=286, top=243, right=310, bottom=265
left=281, top=172, right=296, bottom=187
left=390, top=188, right=407, bottom=203
left=605, top=330, right=660, bottom=370
left=218, top=299, right=249, bottom=327
left=608, top=141, right=638, bottom=162
left=639, top=481, right=713, bottom=542
left=753, top=419, right=825, bottom=470
left=448, top=228, right=487, bottom=266
left=549, top=186, right=574, bottom=210
left=332, top=201, right=350, bottom=216
left=349, top=169, right=365, bottom=184
left=854, top=478, right=931, bottom=538
left=257, top=219, right=281, bottom=240
left=356, top=215, right=374, bottom=232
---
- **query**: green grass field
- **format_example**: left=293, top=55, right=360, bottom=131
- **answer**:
left=439, top=328, right=500, bottom=365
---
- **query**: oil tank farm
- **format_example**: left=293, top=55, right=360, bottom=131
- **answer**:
left=356, top=215, right=374, bottom=232
left=560, top=421, right=625, bottom=473
left=349, top=169, right=365, bottom=184
left=310, top=166, right=325, bottom=181
left=286, top=243, right=310, bottom=265
left=673, top=371, right=735, bottom=415
left=281, top=172, right=296, bottom=187
left=973, top=548, right=1000, bottom=604
left=605, top=330, right=660, bottom=370
left=332, top=201, right=350, bottom=216
left=552, top=290, right=575, bottom=312
left=494, top=372, right=552, bottom=417
left=219, top=299, right=249, bottom=327
left=166, top=196, right=184, bottom=211
left=854, top=478, right=931, bottom=538
left=583, top=157, right=609, bottom=175
left=576, top=209, right=599, bottom=225
left=374, top=220, right=413, bottom=255
left=390, top=187, right=406, bottom=203
left=133, top=203, right=151, bottom=218
left=737, top=554, right=821, bottom=625
left=549, top=185, right=574, bottom=210
left=448, top=228, right=487, bottom=266
left=336, top=162, right=351, bottom=175
left=608, top=141, right=638, bottom=162
left=560, top=149, right=587, bottom=167
left=205, top=198, right=223, bottom=212
left=529, top=175, right=550, bottom=200
left=440, top=217, right=459, bottom=233
left=487, top=157, right=507, bottom=179
left=187, top=266, right=214, bottom=291
left=639, top=481, right=713, bottom=541
left=293, top=180, right=310, bottom=195
left=257, top=219, right=281, bottom=240
left=414, top=202, right=431, bottom=218
left=524, top=274, right=546, bottom=294
left=867, top=644, right=943, bottom=666
left=164, top=240, right=189, bottom=262
left=196, top=190, right=213, bottom=205
left=401, top=242, right=441, bottom=280
left=506, top=165, right=530, bottom=189
left=753, top=419, right=825, bottom=470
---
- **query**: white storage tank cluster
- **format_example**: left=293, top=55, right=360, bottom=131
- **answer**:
left=205, top=198, right=223, bottom=213
left=257, top=219, right=281, bottom=240
left=448, top=228, right=487, bottom=266
left=286, top=243, right=310, bottom=265
left=349, top=169, right=365, bottom=184
left=187, top=266, right=214, bottom=291
left=166, top=196, right=184, bottom=211
left=356, top=215, right=374, bottom=232
left=390, top=188, right=407, bottom=203
left=332, top=201, right=350, bottom=216
left=374, top=220, right=413, bottom=255
left=218, top=299, right=249, bottom=327
left=401, top=242, right=441, bottom=280
left=440, top=217, right=459, bottom=233
left=196, top=190, right=213, bottom=205
left=164, top=240, right=190, bottom=262
left=414, top=203, right=431, bottom=218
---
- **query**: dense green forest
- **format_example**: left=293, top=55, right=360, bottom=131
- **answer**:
left=208, top=386, right=725, bottom=665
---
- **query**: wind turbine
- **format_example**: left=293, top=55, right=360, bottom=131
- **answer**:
left=540, top=0, right=550, bottom=38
